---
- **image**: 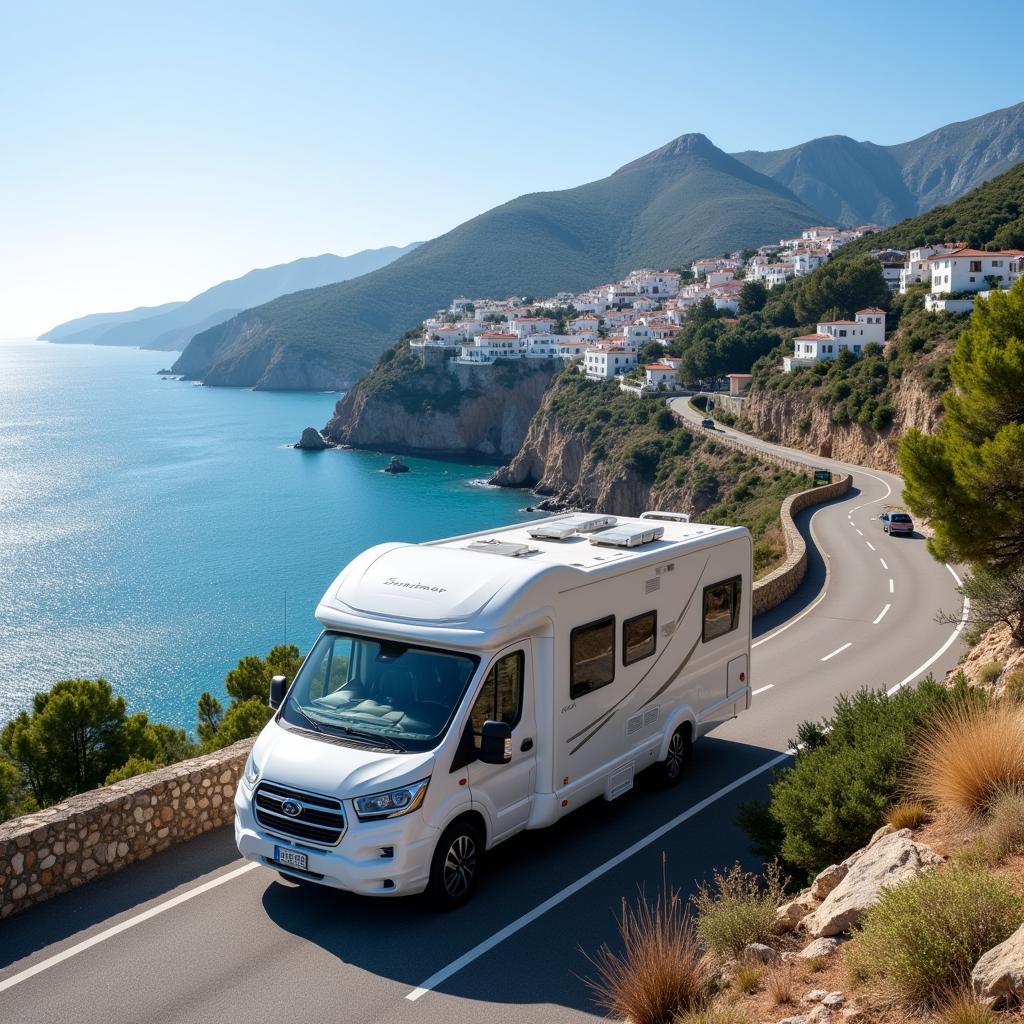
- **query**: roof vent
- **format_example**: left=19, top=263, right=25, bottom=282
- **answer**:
left=589, top=524, right=665, bottom=549
left=528, top=513, right=617, bottom=540
left=641, top=511, right=691, bottom=524
left=465, top=539, right=533, bottom=557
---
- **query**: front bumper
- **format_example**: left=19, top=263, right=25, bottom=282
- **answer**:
left=234, top=784, right=437, bottom=897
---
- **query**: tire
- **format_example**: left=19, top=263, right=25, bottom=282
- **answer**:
left=657, top=726, right=693, bottom=787
left=426, top=820, right=483, bottom=910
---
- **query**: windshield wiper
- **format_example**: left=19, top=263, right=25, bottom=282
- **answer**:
left=334, top=725, right=405, bottom=751
left=286, top=699, right=322, bottom=734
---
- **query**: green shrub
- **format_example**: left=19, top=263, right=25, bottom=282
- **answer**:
left=737, top=680, right=968, bottom=878
left=105, top=756, right=161, bottom=785
left=1003, top=667, right=1024, bottom=701
left=690, top=862, right=785, bottom=957
left=978, top=662, right=1004, bottom=686
left=848, top=866, right=1021, bottom=1004
left=983, top=787, right=1024, bottom=859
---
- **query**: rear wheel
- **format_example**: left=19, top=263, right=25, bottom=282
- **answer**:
left=426, top=820, right=482, bottom=910
left=657, top=726, right=692, bottom=787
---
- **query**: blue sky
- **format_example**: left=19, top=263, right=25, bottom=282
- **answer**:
left=2, top=0, right=1022, bottom=336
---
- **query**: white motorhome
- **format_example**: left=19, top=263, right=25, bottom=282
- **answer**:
left=234, top=512, right=752, bottom=907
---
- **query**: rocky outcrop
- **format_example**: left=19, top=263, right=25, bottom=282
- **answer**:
left=947, top=618, right=1024, bottom=692
left=295, top=427, right=331, bottom=450
left=742, top=371, right=944, bottom=473
left=972, top=922, right=1024, bottom=1006
left=324, top=351, right=560, bottom=461
left=801, top=828, right=943, bottom=937
left=0, top=739, right=253, bottom=920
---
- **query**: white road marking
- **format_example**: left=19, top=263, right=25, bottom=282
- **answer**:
left=887, top=565, right=968, bottom=695
left=0, top=862, right=260, bottom=994
left=752, top=684, right=774, bottom=695
left=873, top=603, right=891, bottom=625
left=821, top=642, right=852, bottom=662
left=855, top=529, right=863, bottom=536
left=879, top=557, right=889, bottom=570
left=406, top=746, right=796, bottom=1003
left=889, top=578, right=894, bottom=594
left=865, top=541, right=875, bottom=551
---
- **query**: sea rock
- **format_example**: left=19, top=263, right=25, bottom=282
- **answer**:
left=295, top=427, right=329, bottom=451
left=801, top=829, right=943, bottom=937
left=744, top=942, right=781, bottom=964
left=775, top=890, right=817, bottom=932
left=971, top=921, right=1024, bottom=1006
left=810, top=864, right=847, bottom=901
left=799, top=938, right=841, bottom=959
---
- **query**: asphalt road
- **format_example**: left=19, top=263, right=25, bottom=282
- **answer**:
left=0, top=412, right=968, bottom=1024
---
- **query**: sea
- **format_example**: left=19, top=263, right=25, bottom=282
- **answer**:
left=0, top=339, right=537, bottom=731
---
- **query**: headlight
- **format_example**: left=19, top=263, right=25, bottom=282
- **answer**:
left=353, top=778, right=429, bottom=821
left=242, top=753, right=260, bottom=790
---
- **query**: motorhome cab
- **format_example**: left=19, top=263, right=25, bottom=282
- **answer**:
left=235, top=511, right=753, bottom=908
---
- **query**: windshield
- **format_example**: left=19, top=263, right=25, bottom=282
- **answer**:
left=891, top=514, right=912, bottom=523
left=280, top=631, right=478, bottom=751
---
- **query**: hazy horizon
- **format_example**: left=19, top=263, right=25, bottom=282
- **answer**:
left=3, top=0, right=1023, bottom=337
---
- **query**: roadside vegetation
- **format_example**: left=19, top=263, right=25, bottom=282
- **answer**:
left=0, top=644, right=301, bottom=825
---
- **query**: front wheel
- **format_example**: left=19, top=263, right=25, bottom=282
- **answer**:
left=426, top=820, right=482, bottom=910
left=657, top=726, right=692, bottom=787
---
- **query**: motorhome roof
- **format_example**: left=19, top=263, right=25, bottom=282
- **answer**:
left=315, top=514, right=748, bottom=646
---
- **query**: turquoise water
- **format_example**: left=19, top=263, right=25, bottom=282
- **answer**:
left=0, top=339, right=535, bottom=731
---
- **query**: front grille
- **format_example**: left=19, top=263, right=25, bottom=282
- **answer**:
left=254, top=781, right=346, bottom=846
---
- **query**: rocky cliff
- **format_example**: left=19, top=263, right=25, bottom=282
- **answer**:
left=322, top=345, right=560, bottom=461
left=742, top=365, right=946, bottom=473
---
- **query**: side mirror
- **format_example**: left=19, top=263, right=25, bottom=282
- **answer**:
left=478, top=720, right=512, bottom=765
left=269, top=675, right=288, bottom=710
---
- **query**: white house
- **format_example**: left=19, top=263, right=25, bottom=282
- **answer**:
left=927, top=248, right=1023, bottom=296
left=872, top=249, right=907, bottom=290
left=509, top=315, right=557, bottom=337
left=522, top=333, right=572, bottom=358
left=643, top=363, right=678, bottom=388
left=802, top=226, right=839, bottom=241
left=899, top=245, right=959, bottom=293
left=704, top=268, right=735, bottom=286
left=782, top=309, right=887, bottom=372
left=627, top=270, right=682, bottom=297
left=791, top=250, right=828, bottom=277
left=584, top=347, right=637, bottom=380
left=457, top=332, right=521, bottom=364
left=568, top=315, right=600, bottom=333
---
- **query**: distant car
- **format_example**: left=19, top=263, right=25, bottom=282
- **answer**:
left=880, top=511, right=913, bottom=536
left=701, top=418, right=715, bottom=429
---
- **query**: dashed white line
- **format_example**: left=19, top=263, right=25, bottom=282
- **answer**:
left=0, top=862, right=260, bottom=994
left=752, top=684, right=774, bottom=696
left=821, top=642, right=853, bottom=662
left=889, top=578, right=894, bottom=594
left=855, top=528, right=864, bottom=536
left=865, top=541, right=876, bottom=551
left=873, top=603, right=891, bottom=625
left=879, top=557, right=889, bottom=570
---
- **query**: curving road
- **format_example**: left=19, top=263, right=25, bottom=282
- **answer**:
left=0, top=409, right=968, bottom=1024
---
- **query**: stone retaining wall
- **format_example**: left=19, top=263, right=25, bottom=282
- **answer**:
left=752, top=473, right=852, bottom=616
left=0, top=737, right=254, bottom=920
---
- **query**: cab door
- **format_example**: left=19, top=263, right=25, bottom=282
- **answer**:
left=466, top=642, right=537, bottom=843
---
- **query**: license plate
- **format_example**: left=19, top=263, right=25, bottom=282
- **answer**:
left=275, top=846, right=308, bottom=872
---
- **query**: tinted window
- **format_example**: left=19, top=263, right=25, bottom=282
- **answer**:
left=703, top=577, right=741, bottom=642
left=623, top=611, right=657, bottom=666
left=891, top=514, right=912, bottom=523
left=571, top=617, right=615, bottom=698
left=469, top=651, right=524, bottom=749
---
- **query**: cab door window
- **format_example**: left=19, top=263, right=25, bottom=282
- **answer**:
left=469, top=651, right=524, bottom=749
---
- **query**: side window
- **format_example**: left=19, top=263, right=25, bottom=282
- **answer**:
left=469, top=651, right=524, bottom=748
left=571, top=616, right=615, bottom=698
left=702, top=577, right=741, bottom=643
left=623, top=611, right=657, bottom=665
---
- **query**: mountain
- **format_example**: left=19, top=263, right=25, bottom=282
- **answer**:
left=40, top=244, right=420, bottom=351
left=172, top=134, right=822, bottom=389
left=40, top=301, right=185, bottom=341
left=734, top=101, right=1024, bottom=226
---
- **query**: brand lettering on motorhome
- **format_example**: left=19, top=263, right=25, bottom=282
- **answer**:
left=383, top=577, right=448, bottom=593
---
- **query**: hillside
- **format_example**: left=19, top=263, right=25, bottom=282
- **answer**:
left=42, top=244, right=419, bottom=352
left=735, top=100, right=1024, bottom=226
left=172, top=134, right=821, bottom=388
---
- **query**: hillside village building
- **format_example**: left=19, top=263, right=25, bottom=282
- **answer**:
left=584, top=347, right=637, bottom=380
left=782, top=308, right=887, bottom=372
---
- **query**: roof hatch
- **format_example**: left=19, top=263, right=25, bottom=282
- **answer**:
left=528, top=513, right=618, bottom=540
left=589, top=524, right=665, bottom=549
left=464, top=539, right=534, bottom=557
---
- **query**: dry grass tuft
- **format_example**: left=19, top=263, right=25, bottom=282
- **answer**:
left=885, top=799, right=930, bottom=831
left=983, top=786, right=1024, bottom=860
left=765, top=966, right=796, bottom=1006
left=1003, top=667, right=1024, bottom=702
left=934, top=990, right=999, bottom=1024
left=805, top=955, right=829, bottom=974
left=584, top=879, right=710, bottom=1024
left=977, top=662, right=1005, bottom=686
left=691, top=862, right=786, bottom=958
left=732, top=963, right=764, bottom=995
left=674, top=1004, right=750, bottom=1024
left=909, top=700, right=1024, bottom=815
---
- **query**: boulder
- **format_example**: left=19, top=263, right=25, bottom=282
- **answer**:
left=801, top=829, right=942, bottom=937
left=867, top=824, right=894, bottom=847
left=799, top=938, right=841, bottom=960
left=810, top=864, right=847, bottom=901
left=802, top=990, right=833, bottom=1005
left=744, top=942, right=782, bottom=964
left=775, top=890, right=817, bottom=932
left=295, top=427, right=329, bottom=451
left=971, top=921, right=1024, bottom=1006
